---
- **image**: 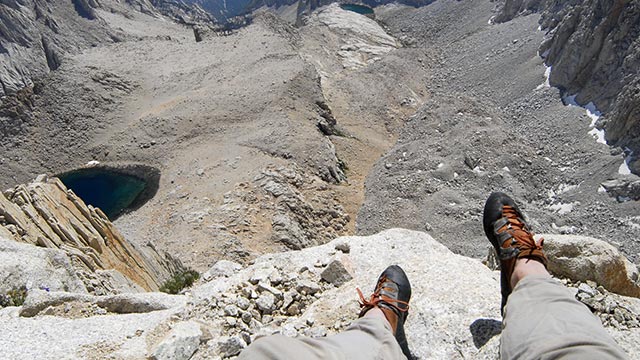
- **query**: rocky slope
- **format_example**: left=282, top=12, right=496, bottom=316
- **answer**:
left=0, top=4, right=428, bottom=271
left=0, top=175, right=182, bottom=294
left=358, top=0, right=640, bottom=265
left=0, top=1, right=639, bottom=357
left=187, top=0, right=435, bottom=23
left=0, top=0, right=212, bottom=103
left=494, top=0, right=640, bottom=173
left=2, top=229, right=640, bottom=359
left=2, top=0, right=638, bottom=276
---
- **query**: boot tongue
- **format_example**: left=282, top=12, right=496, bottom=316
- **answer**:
left=379, top=306, right=399, bottom=335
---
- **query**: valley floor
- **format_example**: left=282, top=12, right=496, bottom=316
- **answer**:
left=1, top=0, right=639, bottom=270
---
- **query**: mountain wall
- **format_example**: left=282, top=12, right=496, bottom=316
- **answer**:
left=0, top=175, right=182, bottom=294
left=494, top=0, right=640, bottom=172
left=0, top=0, right=118, bottom=98
left=0, top=0, right=212, bottom=100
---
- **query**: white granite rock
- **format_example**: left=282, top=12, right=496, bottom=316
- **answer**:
left=203, top=260, right=243, bottom=281
left=544, top=234, right=640, bottom=297
left=0, top=306, right=180, bottom=359
left=151, top=321, right=203, bottom=360
left=0, top=237, right=87, bottom=294
left=4, top=229, right=640, bottom=359
left=20, top=289, right=187, bottom=317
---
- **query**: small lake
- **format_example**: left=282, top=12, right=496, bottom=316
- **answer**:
left=340, top=3, right=374, bottom=15
left=59, top=168, right=147, bottom=220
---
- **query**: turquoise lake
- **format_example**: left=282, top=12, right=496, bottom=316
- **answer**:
left=59, top=169, right=146, bottom=219
left=340, top=4, right=374, bottom=15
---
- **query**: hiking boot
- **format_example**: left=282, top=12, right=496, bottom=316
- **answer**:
left=358, top=265, right=412, bottom=359
left=483, top=192, right=547, bottom=314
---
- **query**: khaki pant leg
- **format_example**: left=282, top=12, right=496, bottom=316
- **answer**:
left=501, top=275, right=628, bottom=360
left=238, top=317, right=406, bottom=360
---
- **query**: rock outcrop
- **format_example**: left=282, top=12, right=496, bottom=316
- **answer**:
left=2, top=229, right=640, bottom=359
left=0, top=296, right=186, bottom=359
left=0, top=237, right=87, bottom=294
left=19, top=289, right=187, bottom=317
left=601, top=177, right=640, bottom=202
left=538, top=1, right=640, bottom=160
left=494, top=0, right=640, bottom=172
left=544, top=234, right=640, bottom=298
left=151, top=320, right=203, bottom=360
left=491, top=0, right=547, bottom=24
left=0, top=0, right=213, bottom=101
left=1, top=0, right=121, bottom=98
left=0, top=175, right=182, bottom=294
left=313, top=4, right=400, bottom=69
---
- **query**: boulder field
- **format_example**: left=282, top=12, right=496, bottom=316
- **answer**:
left=2, top=228, right=640, bottom=359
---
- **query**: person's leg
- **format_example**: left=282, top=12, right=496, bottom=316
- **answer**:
left=483, top=192, right=628, bottom=360
left=238, top=310, right=405, bottom=360
left=500, top=259, right=628, bottom=360
left=238, top=266, right=410, bottom=360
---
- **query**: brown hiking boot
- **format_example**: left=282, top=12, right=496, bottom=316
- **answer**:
left=483, top=192, right=547, bottom=314
left=358, top=265, right=412, bottom=359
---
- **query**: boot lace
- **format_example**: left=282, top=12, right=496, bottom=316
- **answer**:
left=500, top=205, right=545, bottom=260
left=356, top=276, right=409, bottom=313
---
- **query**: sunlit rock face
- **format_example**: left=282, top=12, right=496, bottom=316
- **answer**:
left=0, top=175, right=181, bottom=293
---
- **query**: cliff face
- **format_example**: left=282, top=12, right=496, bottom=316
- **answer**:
left=0, top=0, right=212, bottom=99
left=491, top=0, right=552, bottom=23
left=539, top=0, right=640, bottom=159
left=0, top=0, right=114, bottom=97
left=494, top=0, right=640, bottom=171
left=0, top=175, right=182, bottom=293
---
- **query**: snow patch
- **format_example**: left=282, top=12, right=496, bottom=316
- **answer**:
left=86, top=160, right=100, bottom=166
left=547, top=184, right=580, bottom=215
left=588, top=128, right=606, bottom=144
left=562, top=94, right=608, bottom=145
left=536, top=65, right=552, bottom=90
left=619, top=157, right=632, bottom=175
left=618, top=149, right=634, bottom=175
left=584, top=102, right=602, bottom=126
left=544, top=65, right=552, bottom=87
